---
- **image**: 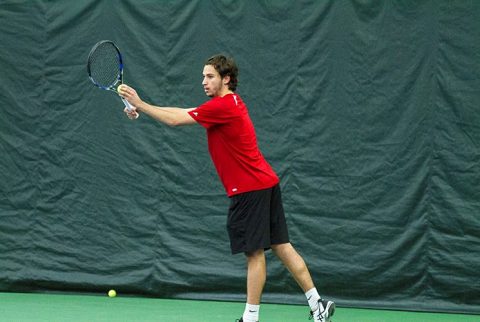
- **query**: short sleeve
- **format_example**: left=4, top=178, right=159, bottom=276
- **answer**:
left=188, top=95, right=240, bottom=129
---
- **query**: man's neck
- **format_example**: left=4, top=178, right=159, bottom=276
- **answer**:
left=218, top=89, right=234, bottom=98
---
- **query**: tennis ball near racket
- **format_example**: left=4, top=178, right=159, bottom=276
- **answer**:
left=108, top=289, right=117, bottom=298
left=117, top=85, right=124, bottom=94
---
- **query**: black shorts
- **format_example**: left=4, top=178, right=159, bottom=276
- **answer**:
left=227, top=184, right=290, bottom=254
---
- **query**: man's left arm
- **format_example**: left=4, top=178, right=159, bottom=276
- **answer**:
left=119, top=84, right=197, bottom=127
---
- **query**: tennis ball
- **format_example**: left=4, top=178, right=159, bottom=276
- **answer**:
left=108, top=289, right=117, bottom=298
left=117, top=85, right=124, bottom=93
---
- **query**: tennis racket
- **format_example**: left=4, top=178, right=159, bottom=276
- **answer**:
left=87, top=40, right=138, bottom=118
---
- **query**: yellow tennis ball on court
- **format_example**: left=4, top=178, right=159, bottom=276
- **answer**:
left=108, top=289, right=117, bottom=297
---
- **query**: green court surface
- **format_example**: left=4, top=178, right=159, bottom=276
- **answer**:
left=0, top=292, right=478, bottom=322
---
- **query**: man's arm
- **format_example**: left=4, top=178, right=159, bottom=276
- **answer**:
left=118, top=84, right=197, bottom=127
left=135, top=102, right=196, bottom=127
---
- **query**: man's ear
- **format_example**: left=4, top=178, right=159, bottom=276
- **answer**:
left=223, top=75, right=231, bottom=86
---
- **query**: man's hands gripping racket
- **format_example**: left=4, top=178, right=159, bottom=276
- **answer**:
left=87, top=40, right=139, bottom=119
left=117, top=85, right=142, bottom=120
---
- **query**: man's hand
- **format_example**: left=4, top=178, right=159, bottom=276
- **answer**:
left=118, top=84, right=142, bottom=119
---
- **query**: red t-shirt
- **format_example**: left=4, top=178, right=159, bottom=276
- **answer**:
left=188, top=94, right=279, bottom=197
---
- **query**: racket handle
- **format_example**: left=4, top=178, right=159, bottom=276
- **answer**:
left=121, top=97, right=139, bottom=119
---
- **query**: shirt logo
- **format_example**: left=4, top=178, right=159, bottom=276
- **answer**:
left=193, top=112, right=198, bottom=116
left=232, top=188, right=238, bottom=192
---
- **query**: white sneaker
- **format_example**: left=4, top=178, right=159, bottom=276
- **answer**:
left=309, top=299, right=335, bottom=322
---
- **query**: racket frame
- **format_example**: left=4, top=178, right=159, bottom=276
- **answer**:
left=87, top=40, right=135, bottom=113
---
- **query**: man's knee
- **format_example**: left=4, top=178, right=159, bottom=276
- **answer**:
left=245, top=248, right=265, bottom=259
left=271, top=242, right=292, bottom=255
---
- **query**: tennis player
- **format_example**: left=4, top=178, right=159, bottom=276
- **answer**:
left=118, top=54, right=335, bottom=322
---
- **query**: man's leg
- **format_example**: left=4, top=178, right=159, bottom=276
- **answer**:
left=239, top=249, right=266, bottom=322
left=246, top=249, right=266, bottom=304
left=272, top=242, right=335, bottom=322
left=271, top=242, right=313, bottom=292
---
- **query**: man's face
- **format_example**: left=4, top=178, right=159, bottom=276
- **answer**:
left=202, top=64, right=229, bottom=97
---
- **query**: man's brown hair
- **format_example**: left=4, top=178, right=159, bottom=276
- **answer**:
left=205, top=54, right=238, bottom=91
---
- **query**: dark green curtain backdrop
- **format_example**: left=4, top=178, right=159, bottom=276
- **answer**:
left=1, top=0, right=479, bottom=314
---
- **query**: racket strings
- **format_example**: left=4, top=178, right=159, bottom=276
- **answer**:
left=88, top=43, right=121, bottom=88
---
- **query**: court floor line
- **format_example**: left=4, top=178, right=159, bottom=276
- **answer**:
left=0, top=292, right=478, bottom=322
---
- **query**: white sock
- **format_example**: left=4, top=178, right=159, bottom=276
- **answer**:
left=242, top=303, right=260, bottom=322
left=306, top=287, right=321, bottom=312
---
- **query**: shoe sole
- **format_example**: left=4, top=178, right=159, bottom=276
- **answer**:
left=326, top=301, right=336, bottom=321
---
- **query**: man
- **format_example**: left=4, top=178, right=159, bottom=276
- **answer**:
left=118, top=54, right=335, bottom=322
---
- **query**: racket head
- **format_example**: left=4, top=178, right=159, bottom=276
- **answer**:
left=87, top=40, right=124, bottom=91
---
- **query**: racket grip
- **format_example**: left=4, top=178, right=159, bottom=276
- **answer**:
left=121, top=97, right=139, bottom=119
